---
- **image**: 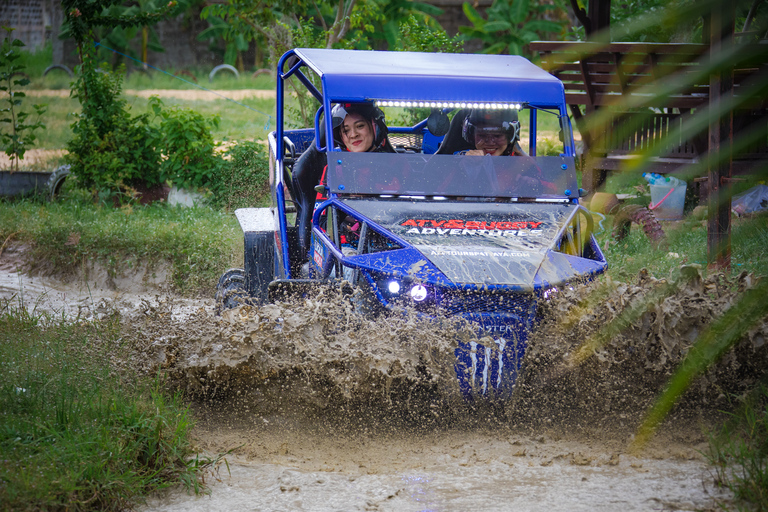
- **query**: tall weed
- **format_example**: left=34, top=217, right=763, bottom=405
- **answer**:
left=707, top=385, right=768, bottom=510
left=0, top=305, right=212, bottom=511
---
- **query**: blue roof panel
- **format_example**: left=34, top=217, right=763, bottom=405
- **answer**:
left=292, top=49, right=565, bottom=107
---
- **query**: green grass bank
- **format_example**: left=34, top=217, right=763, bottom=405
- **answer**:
left=0, top=305, right=216, bottom=511
left=0, top=193, right=242, bottom=296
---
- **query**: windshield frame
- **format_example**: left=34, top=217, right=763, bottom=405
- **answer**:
left=326, top=152, right=578, bottom=200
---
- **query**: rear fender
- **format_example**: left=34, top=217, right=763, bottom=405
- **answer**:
left=235, top=208, right=276, bottom=301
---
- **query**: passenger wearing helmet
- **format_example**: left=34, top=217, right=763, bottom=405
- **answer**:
left=439, top=108, right=545, bottom=196
left=317, top=103, right=395, bottom=203
left=316, top=103, right=396, bottom=254
left=331, top=103, right=394, bottom=153
left=462, top=109, right=525, bottom=157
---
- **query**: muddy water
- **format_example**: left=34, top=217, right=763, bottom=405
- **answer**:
left=4, top=255, right=766, bottom=510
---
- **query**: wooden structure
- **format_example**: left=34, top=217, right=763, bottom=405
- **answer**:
left=531, top=41, right=768, bottom=195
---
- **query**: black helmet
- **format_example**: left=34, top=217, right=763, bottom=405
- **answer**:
left=331, top=103, right=389, bottom=151
left=462, top=109, right=520, bottom=146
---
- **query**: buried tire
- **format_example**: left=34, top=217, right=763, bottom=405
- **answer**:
left=46, top=164, right=70, bottom=200
left=612, top=204, right=665, bottom=244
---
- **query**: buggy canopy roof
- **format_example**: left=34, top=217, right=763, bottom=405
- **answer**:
left=287, top=48, right=566, bottom=108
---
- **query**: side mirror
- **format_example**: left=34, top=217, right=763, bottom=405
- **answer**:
left=427, top=110, right=450, bottom=137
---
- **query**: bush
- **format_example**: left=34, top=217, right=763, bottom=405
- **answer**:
left=66, top=64, right=161, bottom=200
left=149, top=97, right=225, bottom=191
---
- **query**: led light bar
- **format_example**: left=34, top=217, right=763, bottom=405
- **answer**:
left=375, top=100, right=525, bottom=110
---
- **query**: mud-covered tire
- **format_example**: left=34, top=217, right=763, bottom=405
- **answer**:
left=215, top=268, right=247, bottom=314
left=46, top=164, right=71, bottom=200
left=612, top=205, right=665, bottom=244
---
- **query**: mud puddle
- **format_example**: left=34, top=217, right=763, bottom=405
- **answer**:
left=0, top=244, right=207, bottom=322
left=4, top=256, right=766, bottom=510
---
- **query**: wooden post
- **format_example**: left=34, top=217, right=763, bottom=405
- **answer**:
left=582, top=0, right=611, bottom=193
left=707, top=3, right=735, bottom=270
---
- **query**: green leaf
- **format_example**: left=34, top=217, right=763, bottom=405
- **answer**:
left=410, top=2, right=444, bottom=17
left=483, top=21, right=512, bottom=32
left=462, top=2, right=485, bottom=28
left=633, top=277, right=768, bottom=449
left=525, top=20, right=565, bottom=33
left=510, top=0, right=530, bottom=22
left=484, top=41, right=507, bottom=54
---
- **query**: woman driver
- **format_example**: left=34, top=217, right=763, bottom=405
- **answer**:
left=331, top=103, right=393, bottom=153
left=456, top=109, right=549, bottom=195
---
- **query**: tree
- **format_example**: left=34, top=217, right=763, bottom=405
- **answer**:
left=61, top=0, right=179, bottom=199
left=459, top=0, right=570, bottom=57
left=0, top=27, right=46, bottom=173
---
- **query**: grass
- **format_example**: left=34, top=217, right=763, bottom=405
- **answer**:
left=8, top=43, right=275, bottom=155
left=0, top=191, right=242, bottom=296
left=18, top=93, right=275, bottom=151
left=595, top=169, right=768, bottom=280
left=707, top=384, right=768, bottom=510
left=0, top=304, right=216, bottom=511
left=19, top=42, right=274, bottom=92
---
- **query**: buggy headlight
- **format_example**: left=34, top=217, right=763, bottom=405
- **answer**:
left=410, top=284, right=428, bottom=302
left=387, top=281, right=401, bottom=294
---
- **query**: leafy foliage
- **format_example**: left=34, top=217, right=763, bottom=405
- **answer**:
left=66, top=64, right=161, bottom=199
left=367, top=0, right=445, bottom=50
left=149, top=97, right=224, bottom=190
left=631, top=274, right=768, bottom=449
left=459, top=0, right=569, bottom=57
left=396, top=14, right=463, bottom=53
left=0, top=28, right=46, bottom=173
left=201, top=0, right=451, bottom=68
left=61, top=0, right=180, bottom=48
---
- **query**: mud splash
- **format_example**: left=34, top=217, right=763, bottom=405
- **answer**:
left=515, top=266, right=768, bottom=434
left=124, top=287, right=475, bottom=425
left=4, top=257, right=765, bottom=510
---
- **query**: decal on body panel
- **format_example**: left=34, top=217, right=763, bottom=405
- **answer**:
left=401, top=219, right=544, bottom=238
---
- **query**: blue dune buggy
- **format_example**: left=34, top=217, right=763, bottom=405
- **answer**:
left=216, top=49, right=607, bottom=398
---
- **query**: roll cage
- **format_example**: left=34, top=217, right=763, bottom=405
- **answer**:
left=271, top=49, right=582, bottom=281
